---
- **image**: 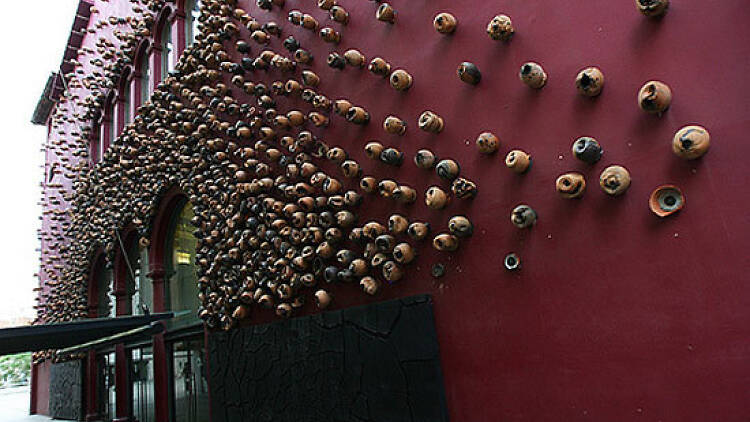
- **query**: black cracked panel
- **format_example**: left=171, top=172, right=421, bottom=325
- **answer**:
left=49, top=359, right=84, bottom=421
left=207, top=295, right=449, bottom=422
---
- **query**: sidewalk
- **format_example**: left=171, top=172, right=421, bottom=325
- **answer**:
left=0, top=386, right=69, bottom=422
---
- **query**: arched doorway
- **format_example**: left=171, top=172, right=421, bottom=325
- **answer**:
left=121, top=232, right=155, bottom=422
left=89, top=254, right=116, bottom=422
left=164, top=199, right=199, bottom=320
left=162, top=199, right=209, bottom=422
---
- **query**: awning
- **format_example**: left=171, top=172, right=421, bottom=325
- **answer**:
left=0, top=312, right=174, bottom=356
left=55, top=322, right=165, bottom=356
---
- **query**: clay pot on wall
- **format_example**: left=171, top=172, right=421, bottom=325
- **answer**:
left=649, top=184, right=685, bottom=217
left=487, top=14, right=514, bottom=41
left=672, top=125, right=710, bottom=160
left=434, top=13, right=457, bottom=34
left=575, top=67, right=604, bottom=97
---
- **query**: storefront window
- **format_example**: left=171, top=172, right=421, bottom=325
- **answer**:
left=97, top=351, right=116, bottom=422
left=131, top=346, right=155, bottom=422
left=170, top=339, right=209, bottom=422
left=166, top=201, right=198, bottom=320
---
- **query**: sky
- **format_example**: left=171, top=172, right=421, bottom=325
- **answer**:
left=0, top=0, right=80, bottom=321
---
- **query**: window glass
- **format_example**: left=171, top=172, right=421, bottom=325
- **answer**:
left=140, top=58, right=151, bottom=105
left=186, top=0, right=201, bottom=46
left=96, top=260, right=115, bottom=318
left=171, top=338, right=209, bottom=422
left=97, top=352, right=116, bottom=422
left=131, top=346, right=155, bottom=422
left=123, top=83, right=132, bottom=126
left=105, top=113, right=115, bottom=155
left=162, top=24, right=174, bottom=76
left=127, top=241, right=152, bottom=316
left=166, top=202, right=198, bottom=320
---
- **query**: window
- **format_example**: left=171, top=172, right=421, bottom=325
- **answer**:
left=130, top=346, right=155, bottom=422
left=94, top=89, right=119, bottom=163
left=96, top=259, right=115, bottom=318
left=93, top=256, right=116, bottom=422
left=96, top=351, right=116, bottom=422
left=165, top=201, right=198, bottom=320
left=123, top=82, right=132, bottom=126
left=106, top=112, right=115, bottom=154
left=140, top=56, right=151, bottom=105
left=164, top=201, right=206, bottom=422
left=125, top=239, right=152, bottom=316
left=170, top=339, right=209, bottom=422
left=186, top=0, right=201, bottom=46
left=161, top=23, right=175, bottom=76
left=96, top=105, right=115, bottom=163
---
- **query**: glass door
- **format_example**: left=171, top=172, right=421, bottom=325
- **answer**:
left=97, top=352, right=116, bottom=422
left=130, top=346, right=155, bottom=422
left=170, top=338, right=209, bottom=422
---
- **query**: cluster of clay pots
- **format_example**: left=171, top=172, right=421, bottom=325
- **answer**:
left=34, top=0, right=482, bottom=349
left=33, top=1, right=166, bottom=363
left=35, top=0, right=692, bottom=361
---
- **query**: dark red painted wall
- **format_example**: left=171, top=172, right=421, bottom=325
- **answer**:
left=39, top=0, right=750, bottom=420
left=236, top=1, right=750, bottom=420
left=32, top=361, right=51, bottom=416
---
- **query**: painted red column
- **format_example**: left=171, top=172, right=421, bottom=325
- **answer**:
left=150, top=266, right=169, bottom=422
left=172, top=9, right=187, bottom=58
left=204, top=327, right=212, bottom=422
left=131, top=68, right=144, bottom=115
left=113, top=288, right=130, bottom=422
left=115, top=96, right=124, bottom=136
left=150, top=44, right=163, bottom=96
left=153, top=334, right=169, bottom=422
left=85, top=351, right=99, bottom=422
left=150, top=266, right=167, bottom=314
left=86, top=293, right=99, bottom=421
left=29, top=362, right=38, bottom=415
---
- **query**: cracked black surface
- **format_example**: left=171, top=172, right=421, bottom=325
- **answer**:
left=49, top=360, right=84, bottom=421
left=207, top=295, right=449, bottom=422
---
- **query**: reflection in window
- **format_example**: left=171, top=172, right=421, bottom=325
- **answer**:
left=131, top=346, right=155, bottom=422
left=166, top=201, right=198, bottom=319
left=97, top=351, right=116, bottom=422
left=96, top=258, right=115, bottom=318
left=140, top=56, right=151, bottom=105
left=127, top=241, right=152, bottom=316
left=123, top=83, right=132, bottom=126
left=108, top=104, right=117, bottom=145
left=161, top=24, right=174, bottom=76
left=186, top=0, right=201, bottom=46
left=171, top=339, right=209, bottom=422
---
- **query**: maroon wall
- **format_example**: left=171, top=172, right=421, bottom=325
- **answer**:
left=236, top=0, right=750, bottom=420
left=39, top=0, right=750, bottom=420
left=31, top=360, right=51, bottom=416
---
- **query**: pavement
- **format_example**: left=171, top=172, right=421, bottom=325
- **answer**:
left=0, top=386, right=68, bottom=422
